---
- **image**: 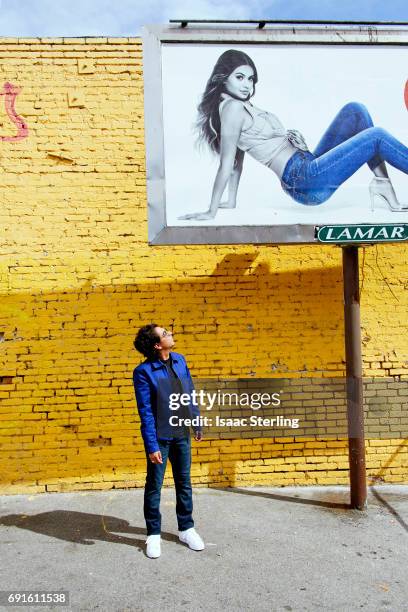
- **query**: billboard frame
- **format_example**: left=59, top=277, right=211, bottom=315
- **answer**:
left=142, top=24, right=408, bottom=245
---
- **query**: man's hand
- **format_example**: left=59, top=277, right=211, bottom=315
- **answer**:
left=149, top=450, right=163, bottom=464
left=194, top=431, right=203, bottom=441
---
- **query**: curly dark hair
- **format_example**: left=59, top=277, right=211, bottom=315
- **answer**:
left=133, top=323, right=160, bottom=360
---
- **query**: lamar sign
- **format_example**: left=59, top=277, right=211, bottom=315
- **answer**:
left=317, top=224, right=408, bottom=243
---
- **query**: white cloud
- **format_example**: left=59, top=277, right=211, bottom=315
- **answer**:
left=0, top=0, right=263, bottom=36
left=0, top=0, right=406, bottom=37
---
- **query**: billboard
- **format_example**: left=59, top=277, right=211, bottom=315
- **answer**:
left=143, top=25, right=408, bottom=244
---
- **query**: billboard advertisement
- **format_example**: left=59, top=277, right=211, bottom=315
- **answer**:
left=143, top=25, right=408, bottom=244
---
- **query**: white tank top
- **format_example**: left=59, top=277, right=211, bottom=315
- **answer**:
left=218, top=95, right=309, bottom=177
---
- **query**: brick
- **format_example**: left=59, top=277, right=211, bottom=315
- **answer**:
left=0, top=37, right=406, bottom=494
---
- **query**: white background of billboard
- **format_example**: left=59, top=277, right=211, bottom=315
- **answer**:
left=161, top=43, right=408, bottom=226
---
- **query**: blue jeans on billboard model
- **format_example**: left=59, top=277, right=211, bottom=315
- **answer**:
left=281, top=102, right=408, bottom=205
left=144, top=436, right=194, bottom=536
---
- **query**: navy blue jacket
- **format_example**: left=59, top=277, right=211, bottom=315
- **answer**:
left=133, top=352, right=201, bottom=454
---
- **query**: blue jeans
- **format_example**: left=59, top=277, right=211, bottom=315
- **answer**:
left=144, top=436, right=194, bottom=535
left=281, top=102, right=408, bottom=205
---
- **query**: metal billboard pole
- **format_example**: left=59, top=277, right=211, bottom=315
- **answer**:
left=342, top=246, right=367, bottom=510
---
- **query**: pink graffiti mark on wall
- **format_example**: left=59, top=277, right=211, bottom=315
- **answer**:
left=0, top=82, right=28, bottom=141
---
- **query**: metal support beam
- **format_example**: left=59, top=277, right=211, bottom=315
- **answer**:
left=342, top=246, right=367, bottom=510
left=169, top=19, right=408, bottom=27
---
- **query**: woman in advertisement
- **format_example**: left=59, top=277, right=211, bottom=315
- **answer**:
left=179, top=49, right=408, bottom=220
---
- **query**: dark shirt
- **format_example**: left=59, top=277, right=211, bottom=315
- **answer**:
left=160, top=354, right=184, bottom=395
left=160, top=354, right=189, bottom=438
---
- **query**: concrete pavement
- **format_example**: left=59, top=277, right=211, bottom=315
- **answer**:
left=0, top=484, right=407, bottom=611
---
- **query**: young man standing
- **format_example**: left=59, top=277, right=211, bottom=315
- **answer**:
left=133, top=324, right=205, bottom=559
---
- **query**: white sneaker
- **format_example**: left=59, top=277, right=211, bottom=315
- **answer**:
left=146, top=534, right=161, bottom=558
left=178, top=527, right=205, bottom=551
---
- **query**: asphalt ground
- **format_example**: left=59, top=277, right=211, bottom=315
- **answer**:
left=0, top=484, right=407, bottom=612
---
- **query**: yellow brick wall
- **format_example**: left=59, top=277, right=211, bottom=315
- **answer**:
left=0, top=37, right=407, bottom=494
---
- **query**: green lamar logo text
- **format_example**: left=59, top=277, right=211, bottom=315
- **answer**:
left=317, top=224, right=408, bottom=243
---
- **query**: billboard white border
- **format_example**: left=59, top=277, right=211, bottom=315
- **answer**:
left=142, top=24, right=408, bottom=245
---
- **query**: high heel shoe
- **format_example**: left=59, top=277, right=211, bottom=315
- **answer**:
left=369, top=177, right=408, bottom=212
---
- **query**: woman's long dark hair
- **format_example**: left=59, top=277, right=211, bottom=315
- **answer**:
left=196, top=49, right=258, bottom=158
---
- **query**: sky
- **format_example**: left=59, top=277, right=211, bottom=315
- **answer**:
left=0, top=0, right=407, bottom=37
